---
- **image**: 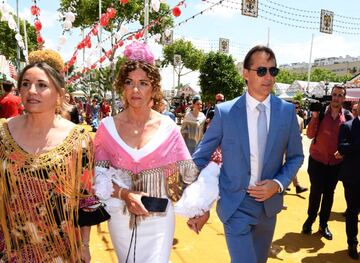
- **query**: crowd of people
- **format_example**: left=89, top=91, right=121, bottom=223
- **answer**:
left=0, top=42, right=359, bottom=263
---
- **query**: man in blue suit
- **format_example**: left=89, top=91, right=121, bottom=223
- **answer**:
left=191, top=45, right=304, bottom=263
left=338, top=104, right=360, bottom=260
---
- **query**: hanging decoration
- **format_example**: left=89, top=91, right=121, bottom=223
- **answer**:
left=202, top=0, right=360, bottom=35
left=241, top=0, right=258, bottom=17
left=320, top=9, right=334, bottom=34
left=31, top=0, right=44, bottom=45
left=0, top=1, right=28, bottom=62
left=219, top=38, right=229, bottom=54
left=57, top=0, right=78, bottom=50
left=65, top=0, right=187, bottom=82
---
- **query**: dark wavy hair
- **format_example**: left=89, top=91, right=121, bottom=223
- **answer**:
left=114, top=60, right=163, bottom=109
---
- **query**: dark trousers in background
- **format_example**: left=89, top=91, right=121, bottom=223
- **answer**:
left=306, top=156, right=341, bottom=227
left=343, top=181, right=360, bottom=246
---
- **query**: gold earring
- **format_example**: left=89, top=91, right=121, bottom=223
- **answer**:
left=55, top=98, right=62, bottom=114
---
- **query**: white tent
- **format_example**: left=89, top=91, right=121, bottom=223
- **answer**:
left=71, top=90, right=86, bottom=97
left=346, top=88, right=360, bottom=101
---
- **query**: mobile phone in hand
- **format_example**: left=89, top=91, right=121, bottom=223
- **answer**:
left=141, top=196, right=168, bottom=212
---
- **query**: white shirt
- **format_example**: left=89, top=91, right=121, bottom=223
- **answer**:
left=246, top=93, right=283, bottom=191
left=246, top=92, right=270, bottom=186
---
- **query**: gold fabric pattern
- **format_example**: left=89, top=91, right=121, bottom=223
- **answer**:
left=0, top=118, right=94, bottom=262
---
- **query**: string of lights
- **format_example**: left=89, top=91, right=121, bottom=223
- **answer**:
left=205, top=0, right=360, bottom=35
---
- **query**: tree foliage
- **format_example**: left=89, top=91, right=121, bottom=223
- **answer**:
left=59, top=0, right=173, bottom=36
left=0, top=15, right=38, bottom=62
left=162, top=39, right=205, bottom=87
left=277, top=67, right=352, bottom=84
left=199, top=52, right=245, bottom=103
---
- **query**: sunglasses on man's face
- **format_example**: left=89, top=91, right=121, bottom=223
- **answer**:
left=247, top=67, right=280, bottom=77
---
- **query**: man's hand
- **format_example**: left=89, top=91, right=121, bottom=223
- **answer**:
left=247, top=180, right=279, bottom=202
left=187, top=211, right=210, bottom=234
left=122, top=190, right=149, bottom=216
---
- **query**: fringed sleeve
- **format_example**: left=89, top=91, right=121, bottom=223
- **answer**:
left=76, top=129, right=110, bottom=227
left=94, top=123, right=131, bottom=213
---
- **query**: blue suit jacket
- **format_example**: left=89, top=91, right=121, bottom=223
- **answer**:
left=192, top=94, right=304, bottom=223
left=338, top=117, right=360, bottom=184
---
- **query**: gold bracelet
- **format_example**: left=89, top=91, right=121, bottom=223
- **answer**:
left=118, top=187, right=123, bottom=200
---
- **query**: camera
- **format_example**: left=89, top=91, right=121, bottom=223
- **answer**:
left=307, top=95, right=332, bottom=112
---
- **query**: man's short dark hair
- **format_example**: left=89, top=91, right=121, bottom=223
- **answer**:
left=243, top=45, right=277, bottom=69
left=2, top=81, right=14, bottom=93
left=331, top=85, right=347, bottom=96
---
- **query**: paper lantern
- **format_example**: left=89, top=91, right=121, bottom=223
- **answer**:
left=58, top=35, right=66, bottom=45
left=65, top=12, right=76, bottom=23
left=172, top=6, right=181, bottom=17
left=151, top=0, right=160, bottom=12
left=63, top=20, right=73, bottom=30
left=15, top=33, right=22, bottom=41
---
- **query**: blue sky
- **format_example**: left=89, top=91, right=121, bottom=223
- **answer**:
left=5, top=0, right=360, bottom=90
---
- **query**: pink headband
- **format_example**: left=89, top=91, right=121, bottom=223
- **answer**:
left=123, top=41, right=155, bottom=65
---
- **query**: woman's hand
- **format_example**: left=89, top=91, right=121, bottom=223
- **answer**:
left=80, top=246, right=91, bottom=263
left=122, top=189, right=149, bottom=216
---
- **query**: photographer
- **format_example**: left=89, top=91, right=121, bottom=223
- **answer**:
left=302, top=85, right=352, bottom=240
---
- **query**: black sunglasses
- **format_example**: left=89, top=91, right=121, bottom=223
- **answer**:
left=247, top=67, right=280, bottom=77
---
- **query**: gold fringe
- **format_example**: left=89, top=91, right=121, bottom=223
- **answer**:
left=0, top=119, right=94, bottom=262
left=116, top=159, right=199, bottom=228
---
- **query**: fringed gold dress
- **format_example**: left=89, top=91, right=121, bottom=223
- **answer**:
left=0, top=118, right=109, bottom=262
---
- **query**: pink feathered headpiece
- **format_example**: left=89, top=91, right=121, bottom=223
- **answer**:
left=123, top=42, right=155, bottom=65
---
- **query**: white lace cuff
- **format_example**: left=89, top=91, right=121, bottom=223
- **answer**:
left=174, top=161, right=220, bottom=218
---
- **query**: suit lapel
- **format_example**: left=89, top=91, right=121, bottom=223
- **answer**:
left=234, top=95, right=250, bottom=166
left=263, top=96, right=280, bottom=166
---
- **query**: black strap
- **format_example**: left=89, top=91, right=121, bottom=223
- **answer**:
left=125, top=216, right=138, bottom=263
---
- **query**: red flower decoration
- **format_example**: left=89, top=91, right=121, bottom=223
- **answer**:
left=34, top=20, right=42, bottom=31
left=120, top=0, right=129, bottom=4
left=92, top=26, right=98, bottom=36
left=118, top=40, right=124, bottom=47
left=107, top=7, right=116, bottom=19
left=36, top=36, right=43, bottom=44
left=30, top=5, right=40, bottom=16
left=172, top=6, right=181, bottom=17
left=100, top=14, right=109, bottom=27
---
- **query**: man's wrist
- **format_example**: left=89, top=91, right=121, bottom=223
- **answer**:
left=273, top=179, right=283, bottom=193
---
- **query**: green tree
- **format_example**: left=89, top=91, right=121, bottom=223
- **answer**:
left=199, top=52, right=245, bottom=103
left=0, top=16, right=37, bottom=62
left=276, top=69, right=300, bottom=84
left=162, top=39, right=205, bottom=87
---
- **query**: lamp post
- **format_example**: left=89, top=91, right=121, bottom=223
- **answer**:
left=324, top=80, right=329, bottom=96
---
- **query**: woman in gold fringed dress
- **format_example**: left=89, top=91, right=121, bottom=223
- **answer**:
left=0, top=50, right=109, bottom=263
